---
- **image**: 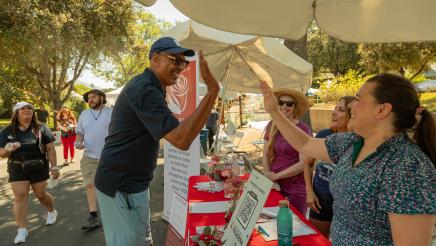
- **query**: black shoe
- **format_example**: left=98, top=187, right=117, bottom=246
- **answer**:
left=81, top=216, right=101, bottom=231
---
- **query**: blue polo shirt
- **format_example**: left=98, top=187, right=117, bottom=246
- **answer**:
left=95, top=68, right=179, bottom=197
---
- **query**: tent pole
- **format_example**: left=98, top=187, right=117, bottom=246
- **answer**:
left=213, top=48, right=235, bottom=155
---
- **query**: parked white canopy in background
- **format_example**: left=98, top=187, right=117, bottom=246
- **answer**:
left=166, top=0, right=436, bottom=43
left=163, top=20, right=313, bottom=94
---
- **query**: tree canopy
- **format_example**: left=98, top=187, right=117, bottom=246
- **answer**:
left=93, top=9, right=172, bottom=87
left=359, top=42, right=436, bottom=80
left=0, top=0, right=135, bottom=111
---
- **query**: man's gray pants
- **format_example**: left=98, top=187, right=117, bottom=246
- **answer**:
left=96, top=188, right=153, bottom=246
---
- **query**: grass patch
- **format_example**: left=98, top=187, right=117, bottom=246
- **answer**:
left=420, top=92, right=436, bottom=113
left=0, top=119, right=9, bottom=129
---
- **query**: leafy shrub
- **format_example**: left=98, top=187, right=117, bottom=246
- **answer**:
left=317, top=70, right=367, bottom=103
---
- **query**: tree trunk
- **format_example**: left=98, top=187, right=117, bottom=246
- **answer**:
left=284, top=35, right=314, bottom=133
left=50, top=90, right=64, bottom=129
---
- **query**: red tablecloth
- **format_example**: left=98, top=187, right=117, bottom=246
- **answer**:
left=186, top=175, right=331, bottom=246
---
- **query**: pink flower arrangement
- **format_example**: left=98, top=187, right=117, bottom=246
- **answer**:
left=191, top=226, right=223, bottom=246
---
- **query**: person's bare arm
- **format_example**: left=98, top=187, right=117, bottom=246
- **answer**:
left=164, top=50, right=219, bottom=150
left=0, top=142, right=21, bottom=158
left=304, top=157, right=321, bottom=213
left=275, top=153, right=307, bottom=179
left=260, top=81, right=331, bottom=162
left=75, top=133, right=84, bottom=149
left=56, top=121, right=66, bottom=131
left=389, top=213, right=434, bottom=246
left=262, top=139, right=271, bottom=173
left=0, top=147, right=12, bottom=158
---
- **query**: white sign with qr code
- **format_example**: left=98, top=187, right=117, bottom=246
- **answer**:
left=222, top=170, right=273, bottom=246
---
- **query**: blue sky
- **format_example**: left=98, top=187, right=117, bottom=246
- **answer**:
left=78, top=0, right=187, bottom=89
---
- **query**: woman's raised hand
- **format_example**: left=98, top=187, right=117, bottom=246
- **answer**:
left=259, top=81, right=279, bottom=114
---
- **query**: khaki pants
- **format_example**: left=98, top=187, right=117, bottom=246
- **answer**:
left=80, top=156, right=99, bottom=186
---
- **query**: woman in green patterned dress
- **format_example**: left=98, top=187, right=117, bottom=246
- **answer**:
left=260, top=73, right=435, bottom=245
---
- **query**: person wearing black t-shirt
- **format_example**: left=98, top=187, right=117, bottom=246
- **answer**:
left=35, top=105, right=49, bottom=124
left=94, top=37, right=220, bottom=246
left=0, top=102, right=59, bottom=244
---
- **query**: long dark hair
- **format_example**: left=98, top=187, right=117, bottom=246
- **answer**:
left=367, top=73, right=436, bottom=165
left=10, top=109, right=40, bottom=139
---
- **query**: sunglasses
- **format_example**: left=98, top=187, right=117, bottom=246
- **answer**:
left=160, top=53, right=189, bottom=68
left=278, top=100, right=295, bottom=107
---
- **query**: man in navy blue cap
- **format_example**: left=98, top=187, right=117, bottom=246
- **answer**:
left=94, top=37, right=219, bottom=245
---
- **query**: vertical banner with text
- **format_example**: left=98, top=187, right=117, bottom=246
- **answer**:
left=163, top=54, right=200, bottom=234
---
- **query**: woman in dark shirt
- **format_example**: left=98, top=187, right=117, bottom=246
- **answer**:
left=0, top=102, right=59, bottom=244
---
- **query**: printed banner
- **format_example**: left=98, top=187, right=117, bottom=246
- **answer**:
left=163, top=54, right=200, bottom=227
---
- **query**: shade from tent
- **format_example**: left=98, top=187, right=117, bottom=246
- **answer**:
left=165, top=0, right=436, bottom=43
left=163, top=20, right=313, bottom=94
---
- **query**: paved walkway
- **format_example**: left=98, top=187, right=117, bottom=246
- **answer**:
left=0, top=127, right=264, bottom=245
left=0, top=146, right=167, bottom=245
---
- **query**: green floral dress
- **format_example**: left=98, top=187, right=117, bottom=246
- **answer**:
left=325, top=132, right=435, bottom=245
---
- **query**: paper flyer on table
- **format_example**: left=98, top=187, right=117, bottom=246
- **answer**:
left=222, top=170, right=273, bottom=246
left=190, top=201, right=229, bottom=214
left=256, top=208, right=317, bottom=241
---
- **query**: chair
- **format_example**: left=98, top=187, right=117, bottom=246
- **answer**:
left=250, top=127, right=266, bottom=160
left=223, top=131, right=244, bottom=152
left=210, top=121, right=237, bottom=155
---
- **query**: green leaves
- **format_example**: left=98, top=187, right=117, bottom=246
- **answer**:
left=92, top=8, right=172, bottom=87
left=0, top=0, right=135, bottom=111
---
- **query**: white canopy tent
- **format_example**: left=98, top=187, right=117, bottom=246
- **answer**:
left=163, top=20, right=313, bottom=94
left=106, top=86, right=124, bottom=107
left=163, top=20, right=313, bottom=153
left=166, top=0, right=436, bottom=43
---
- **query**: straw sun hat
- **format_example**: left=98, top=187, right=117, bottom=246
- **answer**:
left=273, top=88, right=309, bottom=118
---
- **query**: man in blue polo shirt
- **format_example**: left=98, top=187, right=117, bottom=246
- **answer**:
left=94, top=37, right=219, bottom=246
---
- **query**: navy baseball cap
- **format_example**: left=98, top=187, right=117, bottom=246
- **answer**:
left=148, top=37, right=195, bottom=60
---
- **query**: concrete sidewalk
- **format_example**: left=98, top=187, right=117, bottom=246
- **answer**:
left=0, top=146, right=168, bottom=245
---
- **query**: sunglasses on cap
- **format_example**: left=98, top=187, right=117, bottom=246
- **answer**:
left=160, top=52, right=189, bottom=68
left=278, top=100, right=296, bottom=107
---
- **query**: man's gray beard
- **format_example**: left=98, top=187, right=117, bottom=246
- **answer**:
left=90, top=100, right=102, bottom=109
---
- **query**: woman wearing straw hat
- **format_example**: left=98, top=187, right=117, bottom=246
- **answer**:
left=262, top=88, right=311, bottom=215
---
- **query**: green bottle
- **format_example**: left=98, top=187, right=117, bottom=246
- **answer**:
left=277, top=200, right=293, bottom=246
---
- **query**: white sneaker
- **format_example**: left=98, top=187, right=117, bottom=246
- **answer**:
left=45, top=209, right=58, bottom=225
left=14, top=228, right=28, bottom=244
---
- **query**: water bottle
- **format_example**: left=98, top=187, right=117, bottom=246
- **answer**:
left=277, top=200, right=293, bottom=246
left=237, top=156, right=244, bottom=176
left=224, top=153, right=234, bottom=172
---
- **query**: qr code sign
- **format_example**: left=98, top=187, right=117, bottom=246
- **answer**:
left=236, top=191, right=258, bottom=229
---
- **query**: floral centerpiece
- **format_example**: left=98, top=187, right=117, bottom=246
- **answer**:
left=191, top=226, right=224, bottom=246
left=205, top=155, right=245, bottom=222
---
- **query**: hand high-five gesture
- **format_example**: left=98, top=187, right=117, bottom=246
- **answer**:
left=198, top=50, right=219, bottom=94
left=259, top=80, right=279, bottom=114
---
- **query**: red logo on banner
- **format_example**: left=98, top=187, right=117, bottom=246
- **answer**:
left=167, top=60, right=197, bottom=121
